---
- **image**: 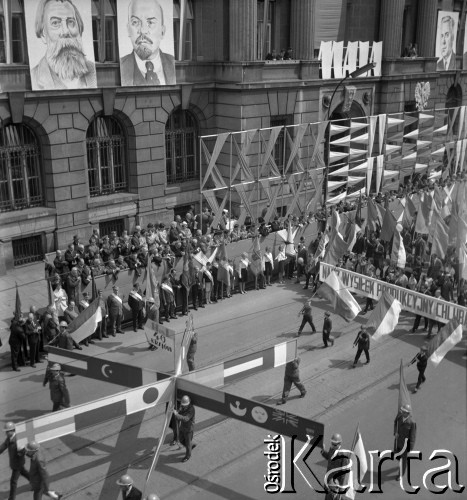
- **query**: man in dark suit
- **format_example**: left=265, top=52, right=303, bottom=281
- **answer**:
left=128, top=283, right=145, bottom=332
left=120, top=0, right=176, bottom=86
left=116, top=474, right=142, bottom=499
left=0, top=421, right=30, bottom=499
left=107, top=286, right=124, bottom=336
left=436, top=15, right=457, bottom=71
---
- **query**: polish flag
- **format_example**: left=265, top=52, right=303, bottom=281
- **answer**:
left=427, top=320, right=464, bottom=368
left=366, top=291, right=402, bottom=341
left=317, top=271, right=361, bottom=322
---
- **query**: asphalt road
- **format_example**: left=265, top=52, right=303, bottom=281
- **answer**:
left=0, top=279, right=465, bottom=500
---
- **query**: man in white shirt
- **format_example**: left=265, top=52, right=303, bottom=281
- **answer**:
left=120, top=0, right=175, bottom=86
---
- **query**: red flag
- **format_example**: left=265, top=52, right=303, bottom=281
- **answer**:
left=401, top=195, right=416, bottom=229
left=250, top=236, right=263, bottom=276
left=323, top=210, right=348, bottom=265
left=414, top=192, right=433, bottom=234
left=217, top=242, right=230, bottom=287
left=398, top=359, right=412, bottom=412
left=15, top=282, right=22, bottom=321
left=380, top=209, right=397, bottom=242
left=427, top=320, right=463, bottom=367
left=367, top=198, right=384, bottom=232
left=431, top=213, right=449, bottom=259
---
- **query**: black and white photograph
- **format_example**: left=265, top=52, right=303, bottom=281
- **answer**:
left=117, top=0, right=176, bottom=86
left=435, top=10, right=459, bottom=71
left=24, top=0, right=97, bottom=90
left=0, top=1, right=465, bottom=499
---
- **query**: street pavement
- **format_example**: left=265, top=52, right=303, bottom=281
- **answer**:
left=0, top=276, right=465, bottom=500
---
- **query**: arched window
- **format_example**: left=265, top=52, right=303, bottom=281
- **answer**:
left=86, top=116, right=127, bottom=197
left=165, top=109, right=198, bottom=184
left=0, top=124, right=43, bottom=212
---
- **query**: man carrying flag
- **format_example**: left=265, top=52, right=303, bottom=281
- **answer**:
left=393, top=404, right=416, bottom=481
left=408, top=346, right=428, bottom=393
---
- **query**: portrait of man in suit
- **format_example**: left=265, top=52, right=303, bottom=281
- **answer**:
left=27, top=0, right=97, bottom=90
left=119, top=0, right=176, bottom=86
left=436, top=12, right=458, bottom=71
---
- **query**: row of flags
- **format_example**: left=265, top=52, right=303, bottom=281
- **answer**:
left=319, top=270, right=464, bottom=368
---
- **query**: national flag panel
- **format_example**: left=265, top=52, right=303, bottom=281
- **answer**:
left=366, top=291, right=402, bottom=340
left=427, top=320, right=463, bottom=367
left=68, top=299, right=102, bottom=343
left=317, top=271, right=361, bottom=322
left=15, top=379, right=174, bottom=449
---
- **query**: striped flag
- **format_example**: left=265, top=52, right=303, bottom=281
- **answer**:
left=401, top=195, right=417, bottom=229
left=380, top=209, right=397, bottom=242
left=317, top=271, right=361, bottom=322
left=366, top=291, right=402, bottom=341
left=427, top=319, right=463, bottom=367
left=391, top=229, right=406, bottom=268
left=250, top=236, right=262, bottom=276
left=15, top=282, right=22, bottom=320
left=415, top=192, right=433, bottom=234
left=461, top=243, right=467, bottom=281
left=431, top=213, right=449, bottom=259
left=69, top=297, right=102, bottom=344
left=323, top=210, right=348, bottom=265
left=345, top=425, right=368, bottom=500
left=47, top=279, right=59, bottom=325
left=175, top=314, right=195, bottom=375
left=398, top=359, right=412, bottom=411
left=217, top=242, right=230, bottom=287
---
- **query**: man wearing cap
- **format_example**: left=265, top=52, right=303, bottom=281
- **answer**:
left=277, top=357, right=306, bottom=405
left=54, top=321, right=82, bottom=351
left=352, top=326, right=370, bottom=367
left=394, top=404, right=417, bottom=480
left=321, top=433, right=350, bottom=499
left=297, top=298, right=317, bottom=337
left=409, top=346, right=428, bottom=393
left=43, top=363, right=70, bottom=412
left=116, top=474, right=142, bottom=499
left=322, top=311, right=334, bottom=348
left=25, top=441, right=62, bottom=499
left=173, top=395, right=196, bottom=462
left=128, top=283, right=145, bottom=332
left=0, top=421, right=30, bottom=500
left=186, top=331, right=198, bottom=371
left=107, top=286, right=124, bottom=336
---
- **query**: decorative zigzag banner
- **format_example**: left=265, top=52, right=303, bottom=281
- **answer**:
left=199, top=107, right=467, bottom=228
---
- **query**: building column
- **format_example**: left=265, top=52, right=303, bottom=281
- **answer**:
left=290, top=0, right=315, bottom=60
left=229, top=0, right=257, bottom=61
left=416, top=0, right=438, bottom=57
left=379, top=0, right=405, bottom=58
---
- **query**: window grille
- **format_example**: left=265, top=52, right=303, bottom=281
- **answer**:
left=87, top=116, right=127, bottom=197
left=0, top=124, right=43, bottom=212
left=12, top=235, right=43, bottom=266
left=99, top=217, right=125, bottom=237
left=166, top=109, right=198, bottom=185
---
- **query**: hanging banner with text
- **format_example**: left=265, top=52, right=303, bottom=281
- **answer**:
left=319, top=263, right=467, bottom=326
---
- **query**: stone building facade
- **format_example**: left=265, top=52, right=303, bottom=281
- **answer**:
left=0, top=0, right=466, bottom=273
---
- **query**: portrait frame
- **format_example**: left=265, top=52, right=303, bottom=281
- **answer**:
left=24, top=0, right=97, bottom=90
left=435, top=10, right=459, bottom=71
left=117, top=0, right=176, bottom=87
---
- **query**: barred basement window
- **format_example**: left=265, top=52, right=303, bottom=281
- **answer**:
left=87, top=116, right=127, bottom=197
left=12, top=235, right=43, bottom=266
left=165, top=109, right=198, bottom=185
left=0, top=124, right=43, bottom=212
left=99, top=217, right=125, bottom=237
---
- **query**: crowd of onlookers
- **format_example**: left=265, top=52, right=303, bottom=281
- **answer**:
left=6, top=171, right=465, bottom=372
